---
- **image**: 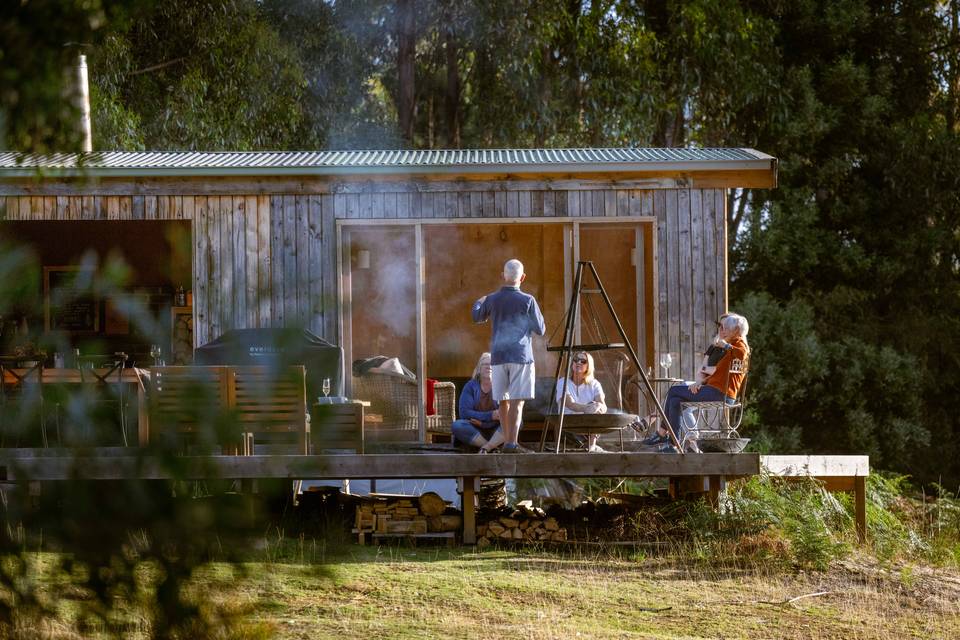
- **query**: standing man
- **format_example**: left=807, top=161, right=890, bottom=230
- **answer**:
left=472, top=259, right=546, bottom=452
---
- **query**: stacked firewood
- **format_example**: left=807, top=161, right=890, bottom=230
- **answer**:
left=476, top=505, right=568, bottom=548
left=353, top=492, right=462, bottom=542
left=171, top=312, right=193, bottom=365
left=479, top=477, right=507, bottom=510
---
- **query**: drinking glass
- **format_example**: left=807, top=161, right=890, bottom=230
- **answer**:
left=659, top=352, right=673, bottom=378
left=149, top=344, right=162, bottom=367
left=322, top=377, right=331, bottom=398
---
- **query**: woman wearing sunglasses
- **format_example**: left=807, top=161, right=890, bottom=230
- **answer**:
left=555, top=351, right=608, bottom=452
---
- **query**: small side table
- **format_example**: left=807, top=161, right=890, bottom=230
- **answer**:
left=311, top=400, right=367, bottom=454
left=651, top=377, right=684, bottom=399
left=642, top=377, right=683, bottom=426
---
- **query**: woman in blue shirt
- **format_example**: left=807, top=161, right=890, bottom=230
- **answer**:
left=451, top=352, right=504, bottom=453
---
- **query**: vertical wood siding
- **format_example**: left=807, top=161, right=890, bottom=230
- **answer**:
left=1, top=188, right=726, bottom=378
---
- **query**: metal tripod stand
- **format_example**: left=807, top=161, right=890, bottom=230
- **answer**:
left=538, top=261, right=683, bottom=454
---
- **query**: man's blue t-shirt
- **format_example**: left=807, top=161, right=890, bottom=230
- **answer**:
left=472, top=286, right=546, bottom=365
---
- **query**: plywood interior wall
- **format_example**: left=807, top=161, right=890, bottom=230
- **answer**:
left=423, top=223, right=566, bottom=378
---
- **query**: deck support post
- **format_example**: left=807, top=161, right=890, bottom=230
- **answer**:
left=461, top=475, right=476, bottom=544
left=855, top=476, right=867, bottom=544
left=708, top=475, right=726, bottom=506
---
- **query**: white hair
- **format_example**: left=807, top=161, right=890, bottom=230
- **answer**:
left=472, top=352, right=492, bottom=380
left=503, top=259, right=524, bottom=284
left=722, top=313, right=749, bottom=342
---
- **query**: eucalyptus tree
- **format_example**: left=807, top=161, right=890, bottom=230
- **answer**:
left=90, top=0, right=311, bottom=150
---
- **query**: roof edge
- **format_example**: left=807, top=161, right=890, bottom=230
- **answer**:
left=0, top=159, right=776, bottom=179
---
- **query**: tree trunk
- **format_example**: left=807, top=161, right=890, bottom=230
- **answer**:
left=728, top=188, right=750, bottom=244
left=647, top=0, right=685, bottom=146
left=535, top=43, right=552, bottom=146
left=949, top=0, right=959, bottom=133
left=397, top=0, right=416, bottom=144
left=444, top=19, right=461, bottom=147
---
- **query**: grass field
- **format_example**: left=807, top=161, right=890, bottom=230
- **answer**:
left=18, top=541, right=955, bottom=640
left=5, top=474, right=959, bottom=638
left=180, top=544, right=960, bottom=640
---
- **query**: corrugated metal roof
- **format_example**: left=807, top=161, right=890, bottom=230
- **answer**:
left=0, top=147, right=775, bottom=177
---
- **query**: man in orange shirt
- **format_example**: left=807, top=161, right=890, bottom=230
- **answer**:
left=659, top=314, right=750, bottom=452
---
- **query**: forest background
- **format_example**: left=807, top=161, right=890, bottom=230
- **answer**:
left=3, top=0, right=959, bottom=489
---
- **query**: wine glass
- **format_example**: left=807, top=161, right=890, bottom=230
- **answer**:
left=322, top=377, right=331, bottom=400
left=659, top=352, right=673, bottom=378
left=149, top=344, right=162, bottom=367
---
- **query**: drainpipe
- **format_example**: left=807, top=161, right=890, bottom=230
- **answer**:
left=75, top=54, right=92, bottom=152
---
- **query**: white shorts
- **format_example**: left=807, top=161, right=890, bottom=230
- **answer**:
left=491, top=363, right=536, bottom=401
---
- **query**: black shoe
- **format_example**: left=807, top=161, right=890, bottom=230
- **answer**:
left=501, top=443, right=532, bottom=454
left=640, top=432, right=668, bottom=446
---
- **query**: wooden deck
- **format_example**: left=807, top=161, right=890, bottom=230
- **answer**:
left=0, top=451, right=759, bottom=481
left=0, top=450, right=868, bottom=544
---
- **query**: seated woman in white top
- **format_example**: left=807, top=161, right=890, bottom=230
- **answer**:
left=555, top=351, right=607, bottom=452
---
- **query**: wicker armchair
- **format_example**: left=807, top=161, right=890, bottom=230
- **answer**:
left=351, top=373, right=455, bottom=442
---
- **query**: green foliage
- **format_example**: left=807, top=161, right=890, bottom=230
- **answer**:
left=0, top=247, right=295, bottom=637
left=0, top=0, right=145, bottom=152
left=728, top=1, right=960, bottom=486
left=680, top=472, right=960, bottom=570
left=89, top=0, right=311, bottom=150
left=687, top=475, right=851, bottom=570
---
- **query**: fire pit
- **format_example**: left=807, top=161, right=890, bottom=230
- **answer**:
left=545, top=413, right=638, bottom=433
left=543, top=413, right=639, bottom=452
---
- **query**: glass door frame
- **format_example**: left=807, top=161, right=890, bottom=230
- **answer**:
left=337, top=215, right=656, bottom=441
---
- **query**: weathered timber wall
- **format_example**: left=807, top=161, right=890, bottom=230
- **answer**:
left=0, top=185, right=726, bottom=379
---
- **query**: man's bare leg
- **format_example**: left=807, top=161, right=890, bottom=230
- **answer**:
left=501, top=399, right=524, bottom=445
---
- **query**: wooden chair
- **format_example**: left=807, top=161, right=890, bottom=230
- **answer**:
left=149, top=366, right=233, bottom=453
left=76, top=353, right=130, bottom=447
left=149, top=365, right=310, bottom=455
left=230, top=366, right=309, bottom=455
left=681, top=355, right=751, bottom=452
left=0, top=360, right=46, bottom=447
left=351, top=373, right=455, bottom=442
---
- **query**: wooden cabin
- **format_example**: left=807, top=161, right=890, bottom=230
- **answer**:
left=0, top=148, right=777, bottom=433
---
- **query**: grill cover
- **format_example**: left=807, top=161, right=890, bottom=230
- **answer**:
left=194, top=329, right=343, bottom=404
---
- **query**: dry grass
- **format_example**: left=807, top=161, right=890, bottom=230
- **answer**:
left=5, top=541, right=960, bottom=639
left=5, top=471, right=959, bottom=638
left=193, top=544, right=960, bottom=640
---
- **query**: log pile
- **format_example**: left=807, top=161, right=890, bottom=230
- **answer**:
left=479, top=478, right=507, bottom=510
left=171, top=311, right=193, bottom=365
left=353, top=492, right=462, bottom=543
left=475, top=505, right=567, bottom=548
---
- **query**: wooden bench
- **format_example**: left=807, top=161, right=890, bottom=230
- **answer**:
left=149, top=365, right=308, bottom=455
left=762, top=455, right=870, bottom=543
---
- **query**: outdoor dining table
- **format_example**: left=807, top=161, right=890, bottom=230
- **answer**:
left=1, top=366, right=151, bottom=446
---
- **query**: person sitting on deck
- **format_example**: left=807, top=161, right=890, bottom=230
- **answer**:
left=555, top=351, right=608, bottom=453
left=643, top=313, right=732, bottom=447
left=451, top=352, right=504, bottom=453
left=650, top=313, right=750, bottom=452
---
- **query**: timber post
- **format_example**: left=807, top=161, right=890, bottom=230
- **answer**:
left=461, top=475, right=476, bottom=544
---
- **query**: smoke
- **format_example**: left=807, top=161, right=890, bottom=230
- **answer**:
left=354, top=229, right=415, bottom=340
